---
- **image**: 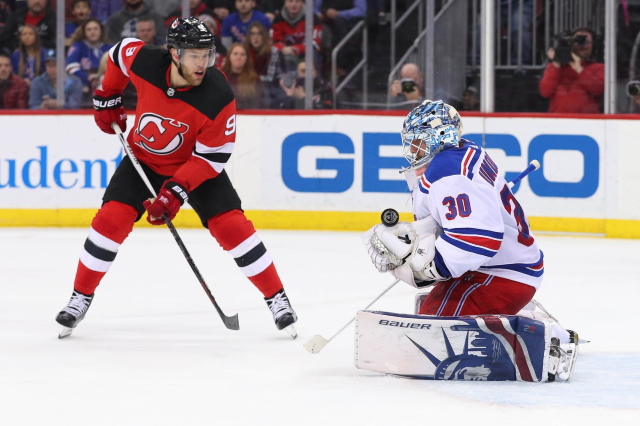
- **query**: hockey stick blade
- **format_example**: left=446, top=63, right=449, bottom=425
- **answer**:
left=303, top=335, right=330, bottom=354
left=220, top=311, right=239, bottom=330
left=304, top=279, right=401, bottom=355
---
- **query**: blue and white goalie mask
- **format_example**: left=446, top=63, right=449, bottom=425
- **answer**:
left=401, top=100, right=463, bottom=170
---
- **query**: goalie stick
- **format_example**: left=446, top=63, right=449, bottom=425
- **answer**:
left=508, top=160, right=540, bottom=189
left=112, top=124, right=239, bottom=331
left=303, top=279, right=401, bottom=354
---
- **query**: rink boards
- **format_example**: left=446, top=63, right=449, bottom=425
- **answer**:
left=0, top=111, right=639, bottom=238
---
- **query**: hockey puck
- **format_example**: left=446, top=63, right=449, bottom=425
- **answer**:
left=381, top=208, right=399, bottom=227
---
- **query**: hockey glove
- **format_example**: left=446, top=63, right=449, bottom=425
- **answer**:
left=142, top=180, right=189, bottom=225
left=93, top=89, right=127, bottom=134
left=362, top=222, right=417, bottom=273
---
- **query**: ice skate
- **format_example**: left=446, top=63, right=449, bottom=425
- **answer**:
left=55, top=290, right=94, bottom=339
left=265, top=289, right=298, bottom=339
left=547, top=331, right=579, bottom=382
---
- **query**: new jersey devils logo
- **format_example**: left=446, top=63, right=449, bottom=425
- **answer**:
left=135, top=113, right=189, bottom=155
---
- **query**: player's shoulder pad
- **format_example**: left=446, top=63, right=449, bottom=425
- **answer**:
left=424, top=139, right=483, bottom=184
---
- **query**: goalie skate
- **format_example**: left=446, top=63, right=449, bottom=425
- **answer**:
left=265, top=289, right=298, bottom=339
left=55, top=290, right=94, bottom=339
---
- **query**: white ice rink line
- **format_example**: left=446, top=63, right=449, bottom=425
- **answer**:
left=0, top=228, right=639, bottom=425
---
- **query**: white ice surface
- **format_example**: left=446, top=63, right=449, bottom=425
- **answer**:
left=1, top=228, right=639, bottom=425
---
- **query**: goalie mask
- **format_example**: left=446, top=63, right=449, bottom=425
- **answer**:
left=167, top=17, right=216, bottom=68
left=400, top=100, right=463, bottom=170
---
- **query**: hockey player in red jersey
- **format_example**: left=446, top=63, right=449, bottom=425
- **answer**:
left=55, top=17, right=298, bottom=339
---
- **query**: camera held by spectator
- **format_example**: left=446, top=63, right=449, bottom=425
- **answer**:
left=626, top=80, right=640, bottom=98
left=552, top=32, right=589, bottom=66
left=400, top=78, right=417, bottom=93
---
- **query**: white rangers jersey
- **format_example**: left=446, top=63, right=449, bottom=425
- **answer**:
left=412, top=140, right=543, bottom=289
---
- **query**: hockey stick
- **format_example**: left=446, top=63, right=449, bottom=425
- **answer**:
left=112, top=124, right=239, bottom=331
left=508, top=160, right=540, bottom=189
left=303, top=279, right=401, bottom=354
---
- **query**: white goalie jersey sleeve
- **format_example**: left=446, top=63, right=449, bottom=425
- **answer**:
left=412, top=141, right=544, bottom=289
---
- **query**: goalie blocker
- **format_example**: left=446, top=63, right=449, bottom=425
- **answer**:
left=355, top=310, right=578, bottom=382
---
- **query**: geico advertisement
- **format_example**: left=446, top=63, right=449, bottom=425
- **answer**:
left=1, top=114, right=607, bottom=218
left=260, top=115, right=605, bottom=218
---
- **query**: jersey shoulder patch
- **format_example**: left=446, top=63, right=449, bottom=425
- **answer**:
left=425, top=140, right=482, bottom=184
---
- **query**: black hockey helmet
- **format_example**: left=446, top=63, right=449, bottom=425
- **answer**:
left=167, top=17, right=216, bottom=67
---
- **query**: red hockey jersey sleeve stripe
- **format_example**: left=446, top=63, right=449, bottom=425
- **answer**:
left=171, top=102, right=237, bottom=190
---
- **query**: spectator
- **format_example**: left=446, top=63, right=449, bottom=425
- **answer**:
left=222, top=42, right=265, bottom=108
left=66, top=17, right=112, bottom=100
left=90, top=0, right=124, bottom=24
left=165, top=0, right=224, bottom=53
left=277, top=59, right=332, bottom=109
left=0, top=50, right=29, bottom=109
left=221, top=0, right=271, bottom=50
left=271, top=0, right=322, bottom=72
left=258, top=0, right=283, bottom=22
left=388, top=62, right=423, bottom=108
left=461, top=86, right=480, bottom=111
left=136, top=16, right=165, bottom=47
left=314, top=0, right=365, bottom=69
left=0, top=0, right=57, bottom=51
left=205, top=0, right=233, bottom=23
left=10, top=25, right=47, bottom=86
left=165, top=0, right=217, bottom=31
left=48, top=0, right=80, bottom=21
left=0, top=1, right=13, bottom=38
left=244, top=22, right=280, bottom=83
left=106, top=0, right=166, bottom=44
left=539, top=28, right=604, bottom=114
left=65, top=0, right=92, bottom=47
left=145, top=0, right=181, bottom=18
left=29, top=50, right=83, bottom=109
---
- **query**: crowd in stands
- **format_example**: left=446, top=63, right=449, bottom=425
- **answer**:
left=0, top=0, right=637, bottom=113
left=0, top=0, right=340, bottom=109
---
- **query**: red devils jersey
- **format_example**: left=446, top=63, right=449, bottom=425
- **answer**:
left=270, top=15, right=322, bottom=55
left=103, top=38, right=237, bottom=192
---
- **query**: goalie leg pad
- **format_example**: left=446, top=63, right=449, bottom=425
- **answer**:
left=355, top=311, right=560, bottom=382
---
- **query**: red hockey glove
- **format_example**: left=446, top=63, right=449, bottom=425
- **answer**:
left=142, top=180, right=189, bottom=225
left=93, top=89, right=127, bottom=134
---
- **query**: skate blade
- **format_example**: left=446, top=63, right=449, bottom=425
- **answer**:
left=283, top=324, right=297, bottom=339
left=557, top=343, right=579, bottom=381
left=58, top=326, right=73, bottom=339
left=303, top=335, right=330, bottom=354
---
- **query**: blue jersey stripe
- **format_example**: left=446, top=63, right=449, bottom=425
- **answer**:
left=441, top=233, right=498, bottom=258
left=481, top=251, right=545, bottom=277
left=434, top=249, right=451, bottom=277
left=444, top=227, right=504, bottom=240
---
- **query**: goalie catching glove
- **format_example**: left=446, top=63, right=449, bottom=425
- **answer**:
left=143, top=180, right=189, bottom=225
left=363, top=216, right=448, bottom=288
